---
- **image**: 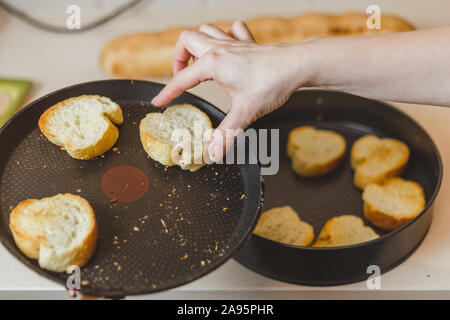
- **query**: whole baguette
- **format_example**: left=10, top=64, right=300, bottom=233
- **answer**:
left=100, top=12, right=414, bottom=78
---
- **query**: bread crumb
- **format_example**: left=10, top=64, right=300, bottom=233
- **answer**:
left=81, top=280, right=89, bottom=286
left=133, top=227, right=140, bottom=232
left=181, top=253, right=189, bottom=261
left=240, top=194, right=246, bottom=200
left=222, top=207, right=228, bottom=212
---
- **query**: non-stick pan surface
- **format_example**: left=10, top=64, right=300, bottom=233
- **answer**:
left=0, top=80, right=263, bottom=297
left=235, top=90, right=442, bottom=285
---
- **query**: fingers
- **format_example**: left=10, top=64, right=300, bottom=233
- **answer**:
left=198, top=23, right=233, bottom=40
left=208, top=107, right=252, bottom=162
left=228, top=20, right=255, bottom=41
left=152, top=61, right=211, bottom=106
left=172, top=30, right=215, bottom=74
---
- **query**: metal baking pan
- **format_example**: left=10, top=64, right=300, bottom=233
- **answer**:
left=0, top=80, right=263, bottom=298
left=235, top=89, right=442, bottom=286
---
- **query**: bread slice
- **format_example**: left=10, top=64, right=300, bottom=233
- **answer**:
left=140, top=104, right=212, bottom=172
left=38, top=95, right=123, bottom=160
left=363, top=177, right=425, bottom=231
left=313, top=215, right=379, bottom=247
left=351, top=135, right=410, bottom=189
left=287, top=126, right=346, bottom=177
left=253, top=206, right=314, bottom=246
left=9, top=194, right=98, bottom=272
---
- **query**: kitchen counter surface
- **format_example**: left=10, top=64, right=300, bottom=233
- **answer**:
left=0, top=0, right=449, bottom=299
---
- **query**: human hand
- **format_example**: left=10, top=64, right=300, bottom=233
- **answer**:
left=151, top=21, right=307, bottom=162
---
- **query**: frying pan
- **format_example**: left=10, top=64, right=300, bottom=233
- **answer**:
left=0, top=80, right=263, bottom=298
left=235, top=89, right=442, bottom=285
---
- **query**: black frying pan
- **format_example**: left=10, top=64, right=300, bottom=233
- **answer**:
left=235, top=90, right=442, bottom=285
left=0, top=80, right=263, bottom=298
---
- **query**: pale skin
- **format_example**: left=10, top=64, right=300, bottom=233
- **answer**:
left=151, top=21, right=450, bottom=162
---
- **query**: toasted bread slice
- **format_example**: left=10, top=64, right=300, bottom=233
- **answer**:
left=253, top=206, right=314, bottom=246
left=363, top=177, right=425, bottom=231
left=140, top=104, right=212, bottom=172
left=9, top=194, right=98, bottom=272
left=287, top=126, right=346, bottom=177
left=313, top=215, right=378, bottom=247
left=38, top=95, right=123, bottom=160
left=351, top=135, right=410, bottom=189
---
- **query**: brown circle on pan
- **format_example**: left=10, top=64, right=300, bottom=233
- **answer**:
left=101, top=165, right=149, bottom=203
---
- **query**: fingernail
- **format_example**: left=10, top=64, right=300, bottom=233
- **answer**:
left=151, top=96, right=158, bottom=105
left=210, top=144, right=223, bottom=162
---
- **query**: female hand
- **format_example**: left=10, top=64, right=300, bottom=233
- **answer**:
left=151, top=21, right=308, bottom=162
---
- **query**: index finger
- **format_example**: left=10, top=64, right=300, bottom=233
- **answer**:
left=172, top=30, right=215, bottom=74
left=152, top=61, right=211, bottom=106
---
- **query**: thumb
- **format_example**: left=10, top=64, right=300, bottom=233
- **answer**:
left=208, top=107, right=252, bottom=163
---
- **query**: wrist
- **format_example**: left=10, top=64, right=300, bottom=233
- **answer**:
left=289, top=37, right=324, bottom=89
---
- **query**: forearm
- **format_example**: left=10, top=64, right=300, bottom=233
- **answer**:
left=298, top=27, right=450, bottom=106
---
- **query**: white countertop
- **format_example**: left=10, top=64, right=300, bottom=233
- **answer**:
left=0, top=0, right=449, bottom=299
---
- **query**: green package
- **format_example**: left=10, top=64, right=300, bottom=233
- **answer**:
left=0, top=79, right=32, bottom=128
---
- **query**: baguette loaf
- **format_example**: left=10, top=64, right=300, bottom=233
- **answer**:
left=313, top=215, right=379, bottom=247
left=140, top=104, right=212, bottom=172
left=38, top=95, right=123, bottom=160
left=351, top=135, right=410, bottom=189
left=363, top=177, right=425, bottom=231
left=9, top=194, right=98, bottom=272
left=100, top=12, right=414, bottom=78
left=287, top=126, right=346, bottom=177
left=253, top=206, right=314, bottom=246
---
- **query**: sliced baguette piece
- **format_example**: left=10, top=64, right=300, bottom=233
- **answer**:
left=313, top=215, right=379, bottom=247
left=363, top=177, right=425, bottom=231
left=287, top=126, right=346, bottom=177
left=253, top=206, right=314, bottom=246
left=38, top=95, right=123, bottom=160
left=140, top=104, right=212, bottom=172
left=351, top=135, right=410, bottom=189
left=9, top=194, right=98, bottom=272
